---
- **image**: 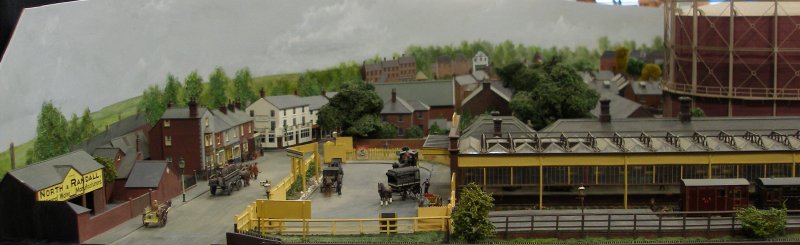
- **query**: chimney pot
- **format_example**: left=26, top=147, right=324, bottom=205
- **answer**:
left=259, top=88, right=265, bottom=98
left=600, top=99, right=611, bottom=123
left=9, top=142, right=15, bottom=170
left=227, top=103, right=235, bottom=113
left=493, top=118, right=502, bottom=137
left=483, top=80, right=491, bottom=90
left=136, top=135, right=141, bottom=159
left=220, top=105, right=228, bottom=114
left=679, top=96, right=692, bottom=123
left=391, top=89, right=397, bottom=103
left=293, top=89, right=298, bottom=96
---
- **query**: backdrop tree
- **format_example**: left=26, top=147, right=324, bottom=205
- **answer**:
left=79, top=108, right=96, bottom=140
left=184, top=70, right=203, bottom=102
left=33, top=101, right=70, bottom=162
left=640, top=64, right=662, bottom=81
left=139, top=85, right=166, bottom=125
left=232, top=68, right=257, bottom=104
left=206, top=67, right=230, bottom=108
left=163, top=73, right=184, bottom=106
left=614, top=47, right=630, bottom=74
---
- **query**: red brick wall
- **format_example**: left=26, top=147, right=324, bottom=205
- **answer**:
left=150, top=118, right=203, bottom=175
left=462, top=84, right=512, bottom=116
left=383, top=113, right=412, bottom=136
left=353, top=138, right=425, bottom=149
left=430, top=106, right=455, bottom=121
left=435, top=63, right=452, bottom=79
left=663, top=92, right=800, bottom=117
left=453, top=60, right=471, bottom=75
left=600, top=57, right=616, bottom=71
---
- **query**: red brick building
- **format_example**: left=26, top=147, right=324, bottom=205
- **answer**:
left=460, top=81, right=514, bottom=116
left=381, top=89, right=430, bottom=137
left=362, top=54, right=417, bottom=83
left=120, top=160, right=181, bottom=203
left=432, top=54, right=471, bottom=79
left=149, top=100, right=210, bottom=176
left=374, top=80, right=455, bottom=132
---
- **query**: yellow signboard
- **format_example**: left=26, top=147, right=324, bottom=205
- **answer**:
left=37, top=168, right=104, bottom=201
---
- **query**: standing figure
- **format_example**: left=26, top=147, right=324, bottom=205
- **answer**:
left=240, top=166, right=250, bottom=187
left=423, top=178, right=430, bottom=194
left=251, top=164, right=260, bottom=179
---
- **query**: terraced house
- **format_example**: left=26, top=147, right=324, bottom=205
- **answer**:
left=247, top=92, right=314, bottom=149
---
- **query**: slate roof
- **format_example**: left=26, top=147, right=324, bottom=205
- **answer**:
left=631, top=81, right=663, bottom=95
left=324, top=92, right=338, bottom=98
left=423, top=135, right=450, bottom=149
left=162, top=107, right=208, bottom=119
left=461, top=115, right=535, bottom=140
left=601, top=50, right=615, bottom=59
left=542, top=116, right=800, bottom=136
left=381, top=96, right=414, bottom=114
left=93, top=148, right=121, bottom=161
left=125, top=161, right=168, bottom=188
left=78, top=113, right=148, bottom=153
left=461, top=81, right=513, bottom=106
left=109, top=131, right=150, bottom=179
left=302, top=95, right=330, bottom=111
left=593, top=70, right=615, bottom=81
left=364, top=63, right=382, bottom=72
left=8, top=150, right=102, bottom=191
left=455, top=74, right=478, bottom=86
left=757, top=177, right=800, bottom=186
left=398, top=55, right=415, bottom=64
left=262, top=95, right=309, bottom=110
left=408, top=100, right=430, bottom=111
left=374, top=80, right=454, bottom=107
left=586, top=77, right=648, bottom=119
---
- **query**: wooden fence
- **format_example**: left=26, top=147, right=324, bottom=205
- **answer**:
left=345, top=148, right=403, bottom=161
left=268, top=157, right=314, bottom=201
left=238, top=216, right=450, bottom=237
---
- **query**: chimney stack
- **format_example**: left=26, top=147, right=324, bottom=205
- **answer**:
left=259, top=88, right=265, bottom=98
left=482, top=80, right=491, bottom=90
left=321, top=89, right=326, bottom=97
left=492, top=117, right=502, bottom=137
left=391, top=88, right=397, bottom=103
left=227, top=102, right=235, bottom=113
left=220, top=104, right=228, bottom=114
left=167, top=101, right=173, bottom=108
left=599, top=99, right=611, bottom=123
left=679, top=96, right=692, bottom=123
left=234, top=101, right=242, bottom=110
left=188, top=98, right=198, bottom=118
left=9, top=142, right=15, bottom=170
left=135, top=134, right=141, bottom=159
left=384, top=57, right=387, bottom=61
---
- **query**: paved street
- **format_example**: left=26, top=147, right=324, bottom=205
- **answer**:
left=86, top=150, right=292, bottom=245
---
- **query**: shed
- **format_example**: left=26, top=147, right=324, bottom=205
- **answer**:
left=680, top=178, right=749, bottom=212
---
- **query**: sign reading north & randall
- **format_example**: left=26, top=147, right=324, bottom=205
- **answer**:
left=37, top=168, right=104, bottom=201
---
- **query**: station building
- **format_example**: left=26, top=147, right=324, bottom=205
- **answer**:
left=434, top=98, right=800, bottom=209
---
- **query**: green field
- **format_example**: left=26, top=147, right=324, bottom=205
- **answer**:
left=0, top=73, right=296, bottom=178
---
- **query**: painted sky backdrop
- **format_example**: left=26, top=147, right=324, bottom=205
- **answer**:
left=0, top=0, right=662, bottom=151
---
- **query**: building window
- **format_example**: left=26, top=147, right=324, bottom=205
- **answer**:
left=250, top=110, right=254, bottom=117
left=164, top=120, right=170, bottom=128
left=166, top=157, right=172, bottom=164
left=225, top=132, right=229, bottom=142
left=240, top=126, right=244, bottom=136
left=310, top=120, right=313, bottom=125
left=249, top=124, right=252, bottom=133
left=302, top=107, right=305, bottom=113
left=310, top=110, right=314, bottom=115
left=205, top=134, right=212, bottom=147
left=283, top=120, right=287, bottom=128
left=205, top=117, right=209, bottom=127
left=271, top=121, right=276, bottom=130
left=293, top=108, right=296, bottom=114
left=283, top=110, right=286, bottom=116
left=398, top=128, right=405, bottom=136
left=268, top=134, right=275, bottom=143
left=398, top=115, right=404, bottom=122
left=287, top=132, right=294, bottom=141
left=271, top=110, right=275, bottom=117
left=417, top=112, right=423, bottom=119
left=382, top=115, right=387, bottom=121
left=165, top=136, right=172, bottom=146
left=293, top=118, right=296, bottom=126
left=302, top=117, right=305, bottom=125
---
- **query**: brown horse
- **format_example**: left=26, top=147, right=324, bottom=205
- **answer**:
left=378, top=183, right=393, bottom=206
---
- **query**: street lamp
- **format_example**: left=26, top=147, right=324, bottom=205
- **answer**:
left=578, top=185, right=586, bottom=236
left=179, top=157, right=186, bottom=202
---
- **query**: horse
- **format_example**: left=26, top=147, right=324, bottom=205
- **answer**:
left=378, top=183, right=393, bottom=206
left=239, top=166, right=250, bottom=187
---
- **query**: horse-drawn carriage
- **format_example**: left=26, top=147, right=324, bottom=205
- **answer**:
left=393, top=147, right=418, bottom=169
left=386, top=166, right=421, bottom=200
left=142, top=200, right=171, bottom=227
left=322, top=160, right=343, bottom=195
left=209, top=164, right=243, bottom=196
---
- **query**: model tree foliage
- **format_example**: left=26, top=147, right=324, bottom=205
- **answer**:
left=232, top=68, right=257, bottom=104
left=140, top=85, right=166, bottom=125
left=405, top=125, right=423, bottom=139
left=163, top=73, right=184, bottom=106
left=640, top=64, right=662, bottom=81
left=736, top=206, right=787, bottom=238
left=318, top=82, right=384, bottom=138
left=94, top=156, right=117, bottom=183
left=33, top=102, right=70, bottom=162
left=615, top=47, right=629, bottom=74
left=690, top=107, right=705, bottom=118
left=506, top=57, right=599, bottom=129
left=428, top=121, right=447, bottom=135
left=184, top=70, right=204, bottom=102
left=206, top=67, right=230, bottom=109
left=626, top=58, right=644, bottom=78
left=452, top=182, right=495, bottom=242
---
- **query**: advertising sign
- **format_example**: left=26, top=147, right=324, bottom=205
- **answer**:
left=37, top=168, right=104, bottom=201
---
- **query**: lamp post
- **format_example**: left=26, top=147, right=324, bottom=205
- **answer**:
left=179, top=157, right=186, bottom=202
left=578, top=185, right=586, bottom=236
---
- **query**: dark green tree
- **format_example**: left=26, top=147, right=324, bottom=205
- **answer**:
left=452, top=182, right=495, bottom=242
left=318, top=82, right=384, bottom=137
left=690, top=107, right=705, bottom=117
left=184, top=70, right=203, bottom=102
left=405, top=125, right=423, bottom=138
left=737, top=206, right=787, bottom=238
left=66, top=113, right=81, bottom=147
left=206, top=67, right=230, bottom=108
left=94, top=156, right=117, bottom=183
left=33, top=101, right=70, bottom=162
left=626, top=58, right=645, bottom=78
left=428, top=121, right=447, bottom=135
left=508, top=57, right=599, bottom=129
left=163, top=73, right=184, bottom=106
left=139, top=85, right=166, bottom=125
left=232, top=68, right=257, bottom=104
left=79, top=108, right=97, bottom=140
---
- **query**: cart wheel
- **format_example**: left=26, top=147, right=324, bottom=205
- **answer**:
left=227, top=183, right=234, bottom=195
left=142, top=215, right=146, bottom=227
left=402, top=190, right=407, bottom=200
left=211, top=186, right=217, bottom=196
left=163, top=213, right=168, bottom=226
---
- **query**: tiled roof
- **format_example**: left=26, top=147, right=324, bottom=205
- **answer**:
left=374, top=80, right=454, bottom=107
left=423, top=135, right=450, bottom=149
left=262, top=95, right=309, bottom=110
left=302, top=95, right=330, bottom=111
left=586, top=77, right=648, bottom=119
left=381, top=96, right=414, bottom=114
left=8, top=150, right=102, bottom=191
left=407, top=100, right=430, bottom=111
left=162, top=107, right=208, bottom=119
left=631, top=81, right=663, bottom=96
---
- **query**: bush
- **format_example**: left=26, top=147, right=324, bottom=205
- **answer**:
left=405, top=126, right=423, bottom=138
left=736, top=206, right=787, bottom=238
left=452, top=182, right=495, bottom=242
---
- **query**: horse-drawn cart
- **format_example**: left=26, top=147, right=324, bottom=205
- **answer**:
left=321, top=165, right=343, bottom=194
left=386, top=166, right=421, bottom=200
left=209, top=164, right=243, bottom=196
left=142, top=200, right=171, bottom=227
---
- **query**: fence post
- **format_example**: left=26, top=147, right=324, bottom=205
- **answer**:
left=444, top=217, right=450, bottom=244
left=682, top=214, right=686, bottom=236
left=633, top=214, right=637, bottom=235
left=607, top=214, right=611, bottom=237
left=730, top=214, right=735, bottom=234
left=504, top=216, right=509, bottom=239
left=531, top=215, right=535, bottom=232
left=555, top=215, right=560, bottom=237
left=707, top=215, right=712, bottom=233
left=234, top=223, right=238, bottom=233
left=658, top=215, right=663, bottom=237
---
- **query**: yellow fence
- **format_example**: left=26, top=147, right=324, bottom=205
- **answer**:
left=345, top=148, right=403, bottom=161
left=241, top=216, right=450, bottom=236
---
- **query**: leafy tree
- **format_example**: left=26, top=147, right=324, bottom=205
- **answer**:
left=79, top=108, right=97, bottom=140
left=207, top=67, right=230, bottom=108
left=626, top=58, right=644, bottom=78
left=375, top=121, right=398, bottom=138
left=94, top=156, right=117, bottom=183
left=139, top=85, right=166, bottom=125
left=614, top=47, right=629, bottom=74
left=66, top=113, right=81, bottom=147
left=598, top=36, right=610, bottom=52
left=33, top=101, right=70, bottom=162
left=452, top=183, right=495, bottom=242
left=405, top=125, right=423, bottom=138
left=318, top=82, right=383, bottom=138
left=232, top=68, right=257, bottom=104
left=163, top=73, right=184, bottom=106
left=640, top=64, right=662, bottom=81
left=690, top=107, right=705, bottom=117
left=184, top=70, right=203, bottom=102
left=508, top=58, right=599, bottom=129
left=737, top=206, right=787, bottom=238
left=429, top=122, right=447, bottom=135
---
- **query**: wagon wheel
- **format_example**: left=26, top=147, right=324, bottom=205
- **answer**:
left=210, top=186, right=217, bottom=196
left=162, top=212, right=168, bottom=226
left=227, top=183, right=234, bottom=195
left=401, top=189, right=408, bottom=200
left=142, top=214, right=147, bottom=227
